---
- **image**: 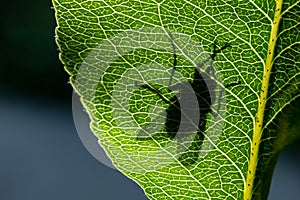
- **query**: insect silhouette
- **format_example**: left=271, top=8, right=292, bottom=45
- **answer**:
left=135, top=33, right=230, bottom=165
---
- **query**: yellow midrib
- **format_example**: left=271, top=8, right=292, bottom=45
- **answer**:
left=244, top=1, right=283, bottom=200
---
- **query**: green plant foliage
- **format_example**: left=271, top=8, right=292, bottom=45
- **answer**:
left=53, top=1, right=300, bottom=199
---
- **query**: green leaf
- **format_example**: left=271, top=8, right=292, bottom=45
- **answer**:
left=53, top=0, right=300, bottom=199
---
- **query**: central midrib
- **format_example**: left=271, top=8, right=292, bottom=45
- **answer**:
left=244, top=1, right=283, bottom=200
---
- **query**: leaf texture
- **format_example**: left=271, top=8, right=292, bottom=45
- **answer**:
left=53, top=1, right=300, bottom=199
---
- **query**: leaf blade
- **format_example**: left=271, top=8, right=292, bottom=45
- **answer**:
left=53, top=1, right=300, bottom=199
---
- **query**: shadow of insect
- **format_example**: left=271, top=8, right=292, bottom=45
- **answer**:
left=135, top=33, right=231, bottom=166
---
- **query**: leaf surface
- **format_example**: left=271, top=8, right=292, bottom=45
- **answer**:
left=53, top=1, right=300, bottom=199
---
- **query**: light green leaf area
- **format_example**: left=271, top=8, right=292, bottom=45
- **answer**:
left=53, top=1, right=300, bottom=199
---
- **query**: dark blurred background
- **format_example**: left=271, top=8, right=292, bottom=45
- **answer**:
left=0, top=0, right=299, bottom=199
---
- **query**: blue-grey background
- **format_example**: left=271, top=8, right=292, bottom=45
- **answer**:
left=0, top=0, right=299, bottom=199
